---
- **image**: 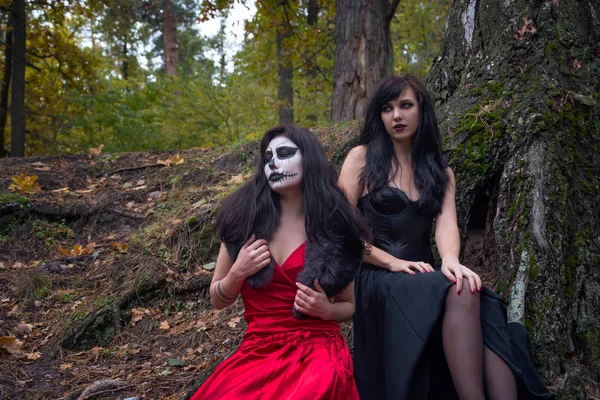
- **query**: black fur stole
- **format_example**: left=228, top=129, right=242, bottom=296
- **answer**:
left=224, top=216, right=363, bottom=319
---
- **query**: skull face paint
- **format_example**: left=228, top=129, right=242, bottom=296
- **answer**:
left=264, top=135, right=302, bottom=191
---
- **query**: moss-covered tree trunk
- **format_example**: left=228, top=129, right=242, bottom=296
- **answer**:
left=426, top=0, right=600, bottom=395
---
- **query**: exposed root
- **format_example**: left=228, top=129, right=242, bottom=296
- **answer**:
left=75, top=379, right=131, bottom=400
left=62, top=275, right=213, bottom=350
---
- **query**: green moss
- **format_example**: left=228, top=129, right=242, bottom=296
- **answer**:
left=508, top=200, right=517, bottom=219
left=484, top=81, right=504, bottom=96
left=528, top=254, right=539, bottom=280
left=36, top=286, right=52, bottom=299
left=0, top=193, right=30, bottom=206
left=32, top=220, right=74, bottom=247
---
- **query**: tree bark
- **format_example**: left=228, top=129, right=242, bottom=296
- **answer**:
left=330, top=0, right=400, bottom=121
left=0, top=14, right=13, bottom=158
left=426, top=0, right=600, bottom=393
left=305, top=0, right=319, bottom=124
left=163, top=0, right=178, bottom=76
left=10, top=0, right=26, bottom=157
left=277, top=0, right=294, bottom=125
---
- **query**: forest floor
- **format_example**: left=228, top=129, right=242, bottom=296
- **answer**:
left=0, top=126, right=359, bottom=400
left=0, top=124, right=598, bottom=399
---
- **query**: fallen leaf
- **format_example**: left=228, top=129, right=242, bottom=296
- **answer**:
left=8, top=304, right=20, bottom=316
left=230, top=174, right=244, bottom=184
left=202, top=262, right=216, bottom=271
left=515, top=16, right=536, bottom=41
left=157, top=154, right=185, bottom=168
left=0, top=336, right=23, bottom=355
left=111, top=242, right=129, bottom=253
left=58, top=242, right=96, bottom=257
left=168, top=358, right=186, bottom=367
left=25, top=352, right=42, bottom=360
left=228, top=317, right=241, bottom=328
left=60, top=363, right=73, bottom=371
left=8, top=173, right=41, bottom=194
left=88, top=144, right=104, bottom=159
left=131, top=308, right=151, bottom=325
left=159, top=321, right=170, bottom=330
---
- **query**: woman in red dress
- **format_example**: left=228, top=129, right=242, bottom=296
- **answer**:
left=191, top=125, right=369, bottom=400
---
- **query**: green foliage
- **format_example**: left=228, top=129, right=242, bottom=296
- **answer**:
left=1, top=0, right=448, bottom=155
left=391, top=0, right=451, bottom=77
left=32, top=220, right=74, bottom=247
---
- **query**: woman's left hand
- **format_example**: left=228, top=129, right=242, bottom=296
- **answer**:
left=295, top=280, right=333, bottom=320
left=441, top=257, right=482, bottom=294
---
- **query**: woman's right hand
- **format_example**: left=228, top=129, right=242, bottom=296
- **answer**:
left=229, top=234, right=271, bottom=281
left=387, top=258, right=434, bottom=274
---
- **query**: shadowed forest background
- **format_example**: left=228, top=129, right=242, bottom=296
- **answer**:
left=0, top=0, right=599, bottom=399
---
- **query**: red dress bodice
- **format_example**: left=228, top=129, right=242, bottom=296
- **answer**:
left=240, top=241, right=339, bottom=338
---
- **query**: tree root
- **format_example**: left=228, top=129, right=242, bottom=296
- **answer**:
left=74, top=379, right=132, bottom=400
left=105, top=163, right=163, bottom=176
left=62, top=275, right=212, bottom=350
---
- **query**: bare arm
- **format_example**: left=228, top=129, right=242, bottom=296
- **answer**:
left=338, top=146, right=433, bottom=274
left=435, top=168, right=461, bottom=262
left=435, top=168, right=482, bottom=293
left=210, top=237, right=270, bottom=309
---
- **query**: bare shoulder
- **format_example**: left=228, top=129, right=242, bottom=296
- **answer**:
left=344, top=145, right=367, bottom=166
left=446, top=166, right=456, bottom=183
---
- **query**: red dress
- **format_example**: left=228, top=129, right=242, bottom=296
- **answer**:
left=191, top=242, right=359, bottom=400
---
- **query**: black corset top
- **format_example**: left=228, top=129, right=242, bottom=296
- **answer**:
left=358, top=186, right=435, bottom=265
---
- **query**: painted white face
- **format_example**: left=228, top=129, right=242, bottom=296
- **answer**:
left=264, top=135, right=303, bottom=191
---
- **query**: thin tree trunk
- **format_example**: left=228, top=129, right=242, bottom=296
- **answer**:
left=0, top=15, right=13, bottom=158
left=426, top=0, right=600, bottom=393
left=10, top=0, right=26, bottom=157
left=163, top=0, right=178, bottom=76
left=277, top=0, right=294, bottom=125
left=122, top=40, right=129, bottom=81
left=305, top=0, right=319, bottom=124
left=330, top=0, right=400, bottom=122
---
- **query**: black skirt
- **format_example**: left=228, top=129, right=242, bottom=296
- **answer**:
left=353, top=264, right=554, bottom=400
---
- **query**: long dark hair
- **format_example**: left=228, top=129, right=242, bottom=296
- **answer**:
left=217, top=125, right=370, bottom=247
left=359, top=74, right=449, bottom=215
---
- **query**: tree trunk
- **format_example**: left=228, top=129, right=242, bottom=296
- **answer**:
left=0, top=15, right=13, bottom=158
left=122, top=40, right=129, bottom=81
left=163, top=0, right=178, bottom=76
left=305, top=0, right=319, bottom=124
left=426, top=0, right=600, bottom=394
left=10, top=0, right=25, bottom=157
left=330, top=0, right=400, bottom=121
left=277, top=0, right=294, bottom=125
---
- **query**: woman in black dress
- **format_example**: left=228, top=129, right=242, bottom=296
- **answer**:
left=339, top=74, right=552, bottom=400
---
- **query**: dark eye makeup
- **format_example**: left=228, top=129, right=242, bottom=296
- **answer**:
left=264, top=150, right=273, bottom=163
left=276, top=146, right=298, bottom=159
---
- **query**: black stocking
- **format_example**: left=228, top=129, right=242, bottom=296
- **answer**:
left=443, top=279, right=485, bottom=400
left=484, top=346, right=517, bottom=400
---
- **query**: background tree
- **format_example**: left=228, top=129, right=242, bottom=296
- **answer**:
left=0, top=10, right=12, bottom=158
left=10, top=0, right=25, bottom=157
left=330, top=0, right=401, bottom=121
left=163, top=0, right=179, bottom=76
left=427, top=0, right=600, bottom=391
